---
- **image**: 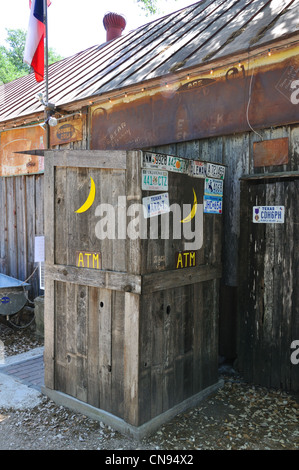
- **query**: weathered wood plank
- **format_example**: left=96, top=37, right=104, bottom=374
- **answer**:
left=126, top=150, right=142, bottom=275
left=44, top=278, right=55, bottom=389
left=241, top=171, right=299, bottom=180
left=6, top=177, right=17, bottom=278
left=44, top=154, right=55, bottom=266
left=124, top=292, right=140, bottom=426
left=98, top=288, right=112, bottom=412
left=47, top=149, right=127, bottom=170
left=15, top=176, right=27, bottom=282
left=45, top=264, right=141, bottom=294
left=110, top=291, right=125, bottom=418
left=87, top=286, right=100, bottom=407
left=0, top=177, right=7, bottom=272
left=142, top=264, right=222, bottom=293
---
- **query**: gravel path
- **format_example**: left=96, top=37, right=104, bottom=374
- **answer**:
left=0, top=323, right=298, bottom=451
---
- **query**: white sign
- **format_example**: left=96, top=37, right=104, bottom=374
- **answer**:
left=253, top=206, right=285, bottom=223
left=204, top=178, right=223, bottom=197
left=206, top=163, right=225, bottom=180
left=204, top=196, right=223, bottom=214
left=34, top=236, right=45, bottom=262
left=189, top=160, right=206, bottom=178
left=141, top=152, right=168, bottom=169
left=143, top=193, right=170, bottom=218
left=142, top=169, right=168, bottom=191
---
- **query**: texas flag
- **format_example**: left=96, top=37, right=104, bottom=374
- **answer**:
left=24, top=0, right=51, bottom=82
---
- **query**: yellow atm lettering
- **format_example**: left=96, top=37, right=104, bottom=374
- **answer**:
left=76, top=251, right=101, bottom=270
left=175, top=251, right=197, bottom=269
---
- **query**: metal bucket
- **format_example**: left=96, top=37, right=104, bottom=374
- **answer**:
left=0, top=274, right=30, bottom=317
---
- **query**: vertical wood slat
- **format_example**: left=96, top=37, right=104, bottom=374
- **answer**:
left=0, top=177, right=7, bottom=272
left=124, top=292, right=140, bottom=426
left=110, top=291, right=125, bottom=417
left=15, top=176, right=26, bottom=281
left=44, top=153, right=55, bottom=389
left=87, top=286, right=100, bottom=408
left=6, top=177, right=17, bottom=278
left=291, top=180, right=299, bottom=391
left=98, top=288, right=112, bottom=412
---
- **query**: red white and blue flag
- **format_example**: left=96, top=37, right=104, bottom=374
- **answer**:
left=24, top=0, right=51, bottom=82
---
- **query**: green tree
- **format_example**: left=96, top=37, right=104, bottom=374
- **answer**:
left=0, top=28, right=63, bottom=84
left=137, top=0, right=179, bottom=16
left=0, top=45, right=20, bottom=84
left=137, top=0, right=158, bottom=14
left=5, top=29, right=31, bottom=75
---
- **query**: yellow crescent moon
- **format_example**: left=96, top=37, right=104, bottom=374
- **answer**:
left=181, top=188, right=197, bottom=223
left=75, top=177, right=96, bottom=213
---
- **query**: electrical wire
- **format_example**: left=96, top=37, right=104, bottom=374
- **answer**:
left=246, top=64, right=263, bottom=140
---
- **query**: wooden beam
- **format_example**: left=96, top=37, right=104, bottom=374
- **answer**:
left=142, top=264, right=222, bottom=293
left=240, top=171, right=299, bottom=181
left=45, top=264, right=142, bottom=294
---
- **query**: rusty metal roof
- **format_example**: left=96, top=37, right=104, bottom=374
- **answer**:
left=0, top=0, right=298, bottom=123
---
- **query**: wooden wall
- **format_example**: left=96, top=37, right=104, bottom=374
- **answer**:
left=151, top=123, right=299, bottom=364
left=0, top=112, right=88, bottom=299
left=238, top=176, right=299, bottom=391
left=0, top=173, right=44, bottom=298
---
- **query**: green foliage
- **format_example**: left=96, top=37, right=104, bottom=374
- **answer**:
left=0, top=28, right=63, bottom=84
left=0, top=45, right=22, bottom=84
left=5, top=29, right=31, bottom=75
left=136, top=0, right=158, bottom=15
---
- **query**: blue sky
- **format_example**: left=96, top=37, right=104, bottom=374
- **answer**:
left=0, top=0, right=192, bottom=58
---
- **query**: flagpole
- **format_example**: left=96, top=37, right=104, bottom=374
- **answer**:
left=44, top=0, right=48, bottom=104
left=44, top=0, right=49, bottom=148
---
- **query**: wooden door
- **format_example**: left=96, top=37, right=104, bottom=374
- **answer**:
left=237, top=176, right=299, bottom=391
left=43, top=149, right=140, bottom=416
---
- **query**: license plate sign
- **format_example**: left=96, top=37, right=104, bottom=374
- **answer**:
left=142, top=169, right=168, bottom=191
left=166, top=155, right=190, bottom=174
left=189, top=160, right=206, bottom=178
left=204, top=177, right=223, bottom=197
left=206, top=163, right=225, bottom=180
left=253, top=206, right=285, bottom=223
left=204, top=195, right=223, bottom=214
left=141, top=152, right=168, bottom=169
left=143, top=193, right=170, bottom=218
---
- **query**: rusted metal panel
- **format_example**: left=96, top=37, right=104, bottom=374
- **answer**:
left=49, top=118, right=83, bottom=147
left=253, top=138, right=289, bottom=167
left=0, top=126, right=46, bottom=177
left=91, top=54, right=299, bottom=150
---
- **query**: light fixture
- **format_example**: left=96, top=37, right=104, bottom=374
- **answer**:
left=47, top=116, right=58, bottom=127
left=43, top=116, right=57, bottom=127
left=210, top=69, right=214, bottom=75
left=268, top=49, right=271, bottom=56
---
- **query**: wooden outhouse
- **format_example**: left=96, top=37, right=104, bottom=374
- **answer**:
left=42, top=148, right=223, bottom=437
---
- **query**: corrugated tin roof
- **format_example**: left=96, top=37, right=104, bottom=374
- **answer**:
left=0, top=0, right=298, bottom=123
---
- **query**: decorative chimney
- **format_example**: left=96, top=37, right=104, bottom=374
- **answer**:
left=103, top=12, right=126, bottom=42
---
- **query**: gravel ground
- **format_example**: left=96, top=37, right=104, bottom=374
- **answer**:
left=0, top=321, right=298, bottom=451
